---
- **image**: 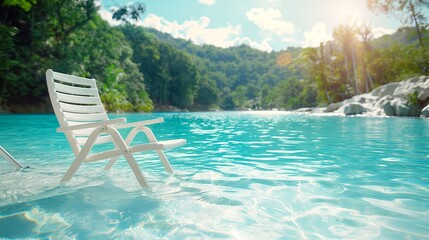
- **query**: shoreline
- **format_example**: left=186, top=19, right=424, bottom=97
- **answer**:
left=2, top=76, right=428, bottom=118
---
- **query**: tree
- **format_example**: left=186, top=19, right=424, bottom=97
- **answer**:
left=333, top=24, right=360, bottom=95
left=121, top=25, right=199, bottom=109
left=276, top=77, right=316, bottom=109
left=368, top=0, right=428, bottom=48
left=358, top=21, right=375, bottom=92
left=100, top=65, right=133, bottom=112
left=0, top=24, right=17, bottom=109
left=2, top=0, right=35, bottom=11
left=112, top=3, right=146, bottom=24
left=299, top=45, right=332, bottom=103
left=195, top=78, right=220, bottom=107
left=231, top=85, right=248, bottom=108
left=168, top=51, right=199, bottom=109
left=0, top=0, right=99, bottom=111
left=260, top=84, right=275, bottom=109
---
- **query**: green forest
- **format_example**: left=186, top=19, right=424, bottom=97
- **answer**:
left=1, top=0, right=428, bottom=113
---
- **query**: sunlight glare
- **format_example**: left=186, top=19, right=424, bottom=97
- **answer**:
left=276, top=52, right=292, bottom=67
left=332, top=0, right=364, bottom=24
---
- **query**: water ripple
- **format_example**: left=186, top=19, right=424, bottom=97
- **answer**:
left=0, top=112, right=428, bottom=239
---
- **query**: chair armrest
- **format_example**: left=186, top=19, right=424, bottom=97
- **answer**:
left=57, top=118, right=126, bottom=132
left=114, top=118, right=164, bottom=129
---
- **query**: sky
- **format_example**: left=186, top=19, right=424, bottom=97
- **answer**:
left=99, top=0, right=403, bottom=52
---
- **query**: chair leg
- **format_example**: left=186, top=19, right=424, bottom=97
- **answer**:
left=137, top=126, right=174, bottom=174
left=61, top=130, right=100, bottom=183
left=123, top=151, right=149, bottom=188
left=60, top=155, right=85, bottom=183
left=104, top=142, right=120, bottom=170
left=104, top=156, right=119, bottom=171
left=107, top=126, right=150, bottom=188
left=156, top=150, right=174, bottom=174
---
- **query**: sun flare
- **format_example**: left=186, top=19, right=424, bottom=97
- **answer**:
left=331, top=0, right=365, bottom=24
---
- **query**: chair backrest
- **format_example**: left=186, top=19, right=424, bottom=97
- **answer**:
left=46, top=69, right=109, bottom=155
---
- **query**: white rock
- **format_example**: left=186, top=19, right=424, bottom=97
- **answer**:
left=342, top=102, right=365, bottom=115
left=393, top=76, right=429, bottom=100
left=391, top=98, right=420, bottom=117
left=311, top=107, right=326, bottom=113
left=351, top=93, right=377, bottom=103
left=325, top=102, right=343, bottom=113
left=296, top=107, right=314, bottom=113
left=371, top=82, right=400, bottom=98
left=306, top=76, right=429, bottom=117
left=381, top=100, right=395, bottom=116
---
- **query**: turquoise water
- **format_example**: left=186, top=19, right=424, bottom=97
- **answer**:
left=0, top=112, right=428, bottom=239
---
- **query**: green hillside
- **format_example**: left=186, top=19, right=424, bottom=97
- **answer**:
left=371, top=26, right=429, bottom=48
left=138, top=27, right=304, bottom=110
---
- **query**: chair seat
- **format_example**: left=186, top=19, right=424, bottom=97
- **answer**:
left=76, top=135, right=113, bottom=146
left=159, top=139, right=187, bottom=149
left=84, top=139, right=186, bottom=163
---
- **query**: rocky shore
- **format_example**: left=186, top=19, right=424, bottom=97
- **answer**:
left=299, top=76, right=429, bottom=117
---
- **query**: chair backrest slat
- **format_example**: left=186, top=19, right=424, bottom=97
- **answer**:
left=59, top=102, right=105, bottom=114
left=67, top=120, right=99, bottom=126
left=63, top=112, right=107, bottom=122
left=46, top=69, right=109, bottom=155
left=52, top=71, right=96, bottom=86
left=57, top=92, right=101, bottom=105
left=54, top=82, right=99, bottom=96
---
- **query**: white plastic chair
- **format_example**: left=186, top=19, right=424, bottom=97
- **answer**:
left=46, top=69, right=186, bottom=188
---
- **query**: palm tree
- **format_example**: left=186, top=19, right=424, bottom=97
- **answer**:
left=300, top=44, right=332, bottom=103
left=359, top=21, right=375, bottom=93
left=333, top=24, right=360, bottom=95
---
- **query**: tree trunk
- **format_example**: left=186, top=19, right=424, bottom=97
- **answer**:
left=409, top=1, right=424, bottom=49
left=366, top=68, right=374, bottom=90
left=362, top=56, right=369, bottom=93
left=364, top=67, right=369, bottom=93
left=351, top=47, right=359, bottom=94
left=344, top=52, right=353, bottom=88
left=319, top=42, right=330, bottom=102
left=325, top=90, right=332, bottom=103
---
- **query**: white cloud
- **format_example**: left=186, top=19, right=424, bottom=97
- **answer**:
left=372, top=27, right=395, bottom=39
left=141, top=14, right=275, bottom=51
left=140, top=14, right=243, bottom=48
left=246, top=8, right=295, bottom=35
left=198, top=0, right=215, bottom=6
left=98, top=9, right=272, bottom=52
left=98, top=8, right=122, bottom=26
left=233, top=37, right=273, bottom=52
left=282, top=37, right=297, bottom=43
left=303, top=22, right=331, bottom=47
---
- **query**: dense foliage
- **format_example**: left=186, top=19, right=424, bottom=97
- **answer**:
left=0, top=0, right=151, bottom=112
left=143, top=28, right=311, bottom=110
left=0, top=0, right=428, bottom=113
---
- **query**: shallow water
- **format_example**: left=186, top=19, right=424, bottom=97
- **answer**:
left=0, top=112, right=428, bottom=239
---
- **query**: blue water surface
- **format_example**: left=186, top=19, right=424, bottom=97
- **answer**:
left=0, top=112, right=428, bottom=239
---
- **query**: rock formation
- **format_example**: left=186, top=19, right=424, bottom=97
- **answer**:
left=312, top=76, right=429, bottom=117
